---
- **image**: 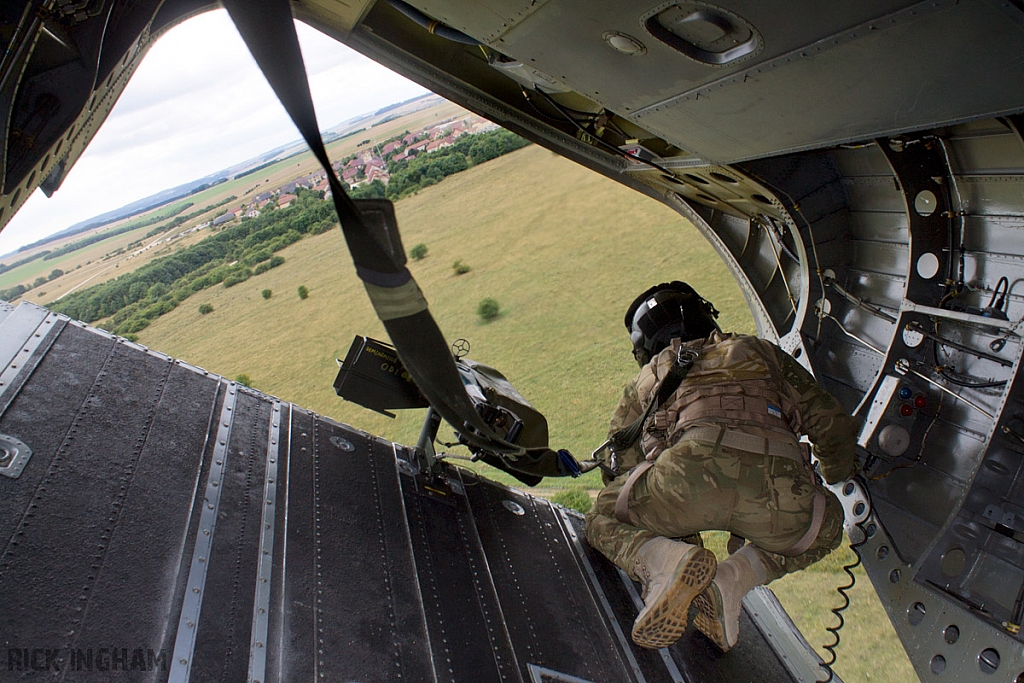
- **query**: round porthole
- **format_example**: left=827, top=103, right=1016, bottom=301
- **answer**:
left=917, top=253, right=940, bottom=279
left=908, top=602, right=926, bottom=626
left=979, top=648, right=1000, bottom=674
left=902, top=326, right=924, bottom=348
left=931, top=655, right=946, bottom=675
left=940, top=547, right=967, bottom=578
left=915, top=189, right=937, bottom=217
left=944, top=625, right=960, bottom=644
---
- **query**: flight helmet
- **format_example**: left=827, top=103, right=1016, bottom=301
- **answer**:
left=624, top=281, right=720, bottom=366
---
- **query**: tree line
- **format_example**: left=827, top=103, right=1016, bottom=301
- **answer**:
left=42, top=202, right=195, bottom=261
left=350, top=128, right=529, bottom=201
left=51, top=190, right=334, bottom=337
left=29, top=128, right=531, bottom=336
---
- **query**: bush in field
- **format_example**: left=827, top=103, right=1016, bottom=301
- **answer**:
left=298, top=285, right=309, bottom=299
left=199, top=303, right=214, bottom=315
left=235, top=374, right=252, bottom=387
left=262, top=289, right=272, bottom=300
left=410, top=243, right=428, bottom=260
left=453, top=259, right=471, bottom=275
left=477, top=297, right=500, bottom=321
left=552, top=489, right=592, bottom=514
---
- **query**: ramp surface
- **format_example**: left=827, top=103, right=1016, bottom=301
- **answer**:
left=0, top=302, right=815, bottom=682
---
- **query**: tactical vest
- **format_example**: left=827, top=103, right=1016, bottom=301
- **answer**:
left=638, top=332, right=804, bottom=459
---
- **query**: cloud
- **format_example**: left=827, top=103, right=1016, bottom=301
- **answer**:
left=0, top=9, right=428, bottom=256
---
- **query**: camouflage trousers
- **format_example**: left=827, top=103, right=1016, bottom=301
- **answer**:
left=585, top=435, right=844, bottom=582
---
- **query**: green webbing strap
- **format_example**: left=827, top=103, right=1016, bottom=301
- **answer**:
left=220, top=0, right=523, bottom=459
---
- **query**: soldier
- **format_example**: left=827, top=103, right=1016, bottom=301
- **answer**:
left=585, top=281, right=859, bottom=652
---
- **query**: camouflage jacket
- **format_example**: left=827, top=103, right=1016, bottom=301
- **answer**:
left=605, top=331, right=859, bottom=485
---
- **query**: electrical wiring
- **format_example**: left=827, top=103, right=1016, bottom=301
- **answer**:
left=937, top=137, right=966, bottom=290
left=867, top=392, right=944, bottom=482
left=753, top=214, right=800, bottom=263
left=824, top=277, right=898, bottom=323
left=821, top=312, right=886, bottom=356
left=819, top=521, right=869, bottom=681
left=909, top=320, right=1012, bottom=367
left=741, top=169, right=830, bottom=341
left=934, top=368, right=1007, bottom=389
left=989, top=276, right=1009, bottom=311
left=817, top=477, right=874, bottom=683
left=762, top=216, right=799, bottom=322
left=531, top=88, right=681, bottom=177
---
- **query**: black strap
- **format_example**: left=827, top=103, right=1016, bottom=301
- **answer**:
left=220, top=0, right=522, bottom=457
left=609, top=346, right=701, bottom=455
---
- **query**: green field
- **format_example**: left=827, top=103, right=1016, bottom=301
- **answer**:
left=0, top=99, right=475, bottom=307
left=134, top=143, right=917, bottom=681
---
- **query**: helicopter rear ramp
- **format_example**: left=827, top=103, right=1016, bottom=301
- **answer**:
left=0, top=300, right=822, bottom=682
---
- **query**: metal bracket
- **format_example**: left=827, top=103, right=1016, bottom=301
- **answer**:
left=0, top=434, right=31, bottom=478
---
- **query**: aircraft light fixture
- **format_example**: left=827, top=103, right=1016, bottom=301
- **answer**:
left=603, top=31, right=646, bottom=56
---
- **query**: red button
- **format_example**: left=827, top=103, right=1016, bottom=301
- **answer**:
left=914, top=395, right=927, bottom=409
left=900, top=404, right=915, bottom=417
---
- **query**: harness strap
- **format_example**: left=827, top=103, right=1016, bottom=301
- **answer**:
left=608, top=345, right=702, bottom=458
left=614, top=461, right=654, bottom=525
left=220, top=0, right=524, bottom=463
left=777, top=490, right=828, bottom=557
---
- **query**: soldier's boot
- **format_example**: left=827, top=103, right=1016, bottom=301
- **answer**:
left=631, top=537, right=717, bottom=649
left=693, top=544, right=768, bottom=652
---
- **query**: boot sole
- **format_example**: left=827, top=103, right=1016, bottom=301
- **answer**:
left=631, top=547, right=716, bottom=649
left=693, top=581, right=734, bottom=652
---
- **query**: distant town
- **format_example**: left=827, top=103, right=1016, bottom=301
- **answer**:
left=223, top=113, right=495, bottom=221
left=141, top=112, right=499, bottom=258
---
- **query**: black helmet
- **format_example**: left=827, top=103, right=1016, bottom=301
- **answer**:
left=624, top=281, right=720, bottom=365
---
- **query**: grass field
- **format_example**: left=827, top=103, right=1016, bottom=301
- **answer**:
left=132, top=142, right=918, bottom=681
left=0, top=97, right=469, bottom=305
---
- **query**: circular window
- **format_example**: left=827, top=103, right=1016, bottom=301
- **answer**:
left=979, top=648, right=1000, bottom=674
left=908, top=602, right=926, bottom=626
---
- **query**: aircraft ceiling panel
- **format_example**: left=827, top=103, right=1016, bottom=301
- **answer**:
left=455, top=0, right=911, bottom=115
left=405, top=0, right=550, bottom=43
left=627, top=0, right=1024, bottom=163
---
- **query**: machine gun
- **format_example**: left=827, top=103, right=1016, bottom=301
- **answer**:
left=334, top=335, right=586, bottom=486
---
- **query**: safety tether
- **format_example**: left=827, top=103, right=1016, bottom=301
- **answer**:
left=220, top=0, right=523, bottom=458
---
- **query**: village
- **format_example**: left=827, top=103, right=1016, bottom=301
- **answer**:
left=120, top=111, right=500, bottom=262
left=216, top=113, right=497, bottom=225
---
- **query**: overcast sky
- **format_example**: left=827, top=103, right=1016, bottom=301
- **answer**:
left=0, top=9, right=428, bottom=257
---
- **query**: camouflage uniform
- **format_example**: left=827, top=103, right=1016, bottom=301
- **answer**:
left=585, top=331, right=859, bottom=582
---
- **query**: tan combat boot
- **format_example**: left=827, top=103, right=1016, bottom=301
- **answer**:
left=631, top=537, right=717, bottom=649
left=693, top=544, right=768, bottom=652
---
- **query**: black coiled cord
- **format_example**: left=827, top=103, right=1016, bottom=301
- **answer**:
left=818, top=479, right=873, bottom=683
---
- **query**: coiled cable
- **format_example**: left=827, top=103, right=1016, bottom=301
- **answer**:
left=818, top=477, right=873, bottom=683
